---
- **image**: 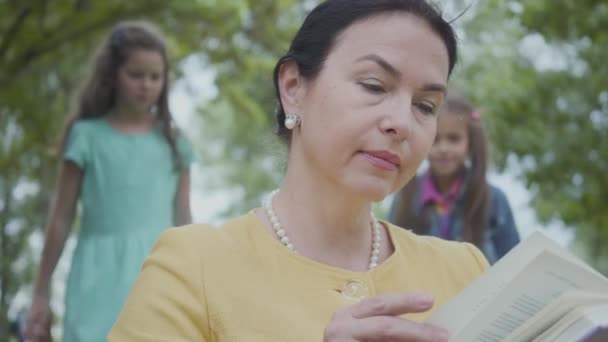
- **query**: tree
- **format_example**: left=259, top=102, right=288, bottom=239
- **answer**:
left=454, top=0, right=608, bottom=273
left=195, top=1, right=313, bottom=215
left=0, top=0, right=302, bottom=335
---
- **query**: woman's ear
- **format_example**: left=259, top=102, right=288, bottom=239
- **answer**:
left=278, top=61, right=306, bottom=115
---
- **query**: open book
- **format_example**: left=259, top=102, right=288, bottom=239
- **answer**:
left=427, top=231, right=608, bottom=342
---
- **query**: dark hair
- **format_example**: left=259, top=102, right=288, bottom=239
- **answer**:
left=393, top=92, right=490, bottom=248
left=272, top=0, right=458, bottom=144
left=58, top=21, right=182, bottom=169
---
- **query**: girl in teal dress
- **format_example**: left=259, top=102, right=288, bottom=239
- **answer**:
left=25, top=21, right=195, bottom=342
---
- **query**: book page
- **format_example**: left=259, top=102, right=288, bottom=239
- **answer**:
left=451, top=251, right=608, bottom=341
left=427, top=232, right=608, bottom=342
left=427, top=232, right=600, bottom=334
left=505, top=291, right=608, bottom=341
left=535, top=303, right=608, bottom=342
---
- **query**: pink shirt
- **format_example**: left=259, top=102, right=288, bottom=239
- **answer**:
left=420, top=171, right=463, bottom=239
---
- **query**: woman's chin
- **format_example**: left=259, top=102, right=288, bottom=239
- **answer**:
left=348, top=182, right=392, bottom=203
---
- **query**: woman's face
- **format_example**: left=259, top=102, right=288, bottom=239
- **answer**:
left=286, top=13, right=450, bottom=201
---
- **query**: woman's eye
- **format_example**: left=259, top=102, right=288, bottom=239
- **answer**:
left=359, top=81, right=386, bottom=94
left=415, top=102, right=436, bottom=115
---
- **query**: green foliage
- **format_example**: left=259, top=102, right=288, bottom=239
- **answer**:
left=454, top=0, right=608, bottom=273
left=196, top=0, right=309, bottom=215
left=0, top=0, right=301, bottom=335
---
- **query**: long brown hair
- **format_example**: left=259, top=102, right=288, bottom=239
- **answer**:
left=393, top=92, right=490, bottom=248
left=57, top=21, right=182, bottom=169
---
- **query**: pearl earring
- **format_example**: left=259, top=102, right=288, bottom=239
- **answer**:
left=284, top=113, right=300, bottom=130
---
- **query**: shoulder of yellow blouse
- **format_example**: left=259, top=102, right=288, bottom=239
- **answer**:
left=383, top=220, right=489, bottom=272
left=157, top=212, right=258, bottom=255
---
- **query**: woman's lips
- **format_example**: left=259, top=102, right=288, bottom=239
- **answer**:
left=361, top=150, right=400, bottom=171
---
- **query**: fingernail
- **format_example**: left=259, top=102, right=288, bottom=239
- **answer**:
left=433, top=329, right=450, bottom=342
left=416, top=293, right=434, bottom=307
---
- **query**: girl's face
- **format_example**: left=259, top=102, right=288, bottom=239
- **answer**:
left=283, top=13, right=450, bottom=201
left=115, top=48, right=165, bottom=114
left=428, top=111, right=469, bottom=179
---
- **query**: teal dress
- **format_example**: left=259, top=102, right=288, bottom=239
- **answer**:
left=62, top=118, right=195, bottom=341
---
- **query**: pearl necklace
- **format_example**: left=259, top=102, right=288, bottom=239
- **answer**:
left=263, top=190, right=382, bottom=270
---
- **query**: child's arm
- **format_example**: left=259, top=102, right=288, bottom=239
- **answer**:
left=174, top=170, right=192, bottom=226
left=33, top=160, right=82, bottom=297
left=26, top=160, right=82, bottom=340
left=35, top=161, right=82, bottom=296
left=490, top=187, right=521, bottom=259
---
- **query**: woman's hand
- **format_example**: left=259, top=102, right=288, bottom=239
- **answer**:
left=324, top=292, right=449, bottom=342
left=24, top=295, right=52, bottom=342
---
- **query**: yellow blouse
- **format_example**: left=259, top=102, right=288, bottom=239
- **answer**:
left=109, top=211, right=488, bottom=341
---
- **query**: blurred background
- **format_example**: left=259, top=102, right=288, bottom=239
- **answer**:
left=1, top=0, right=606, bottom=339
